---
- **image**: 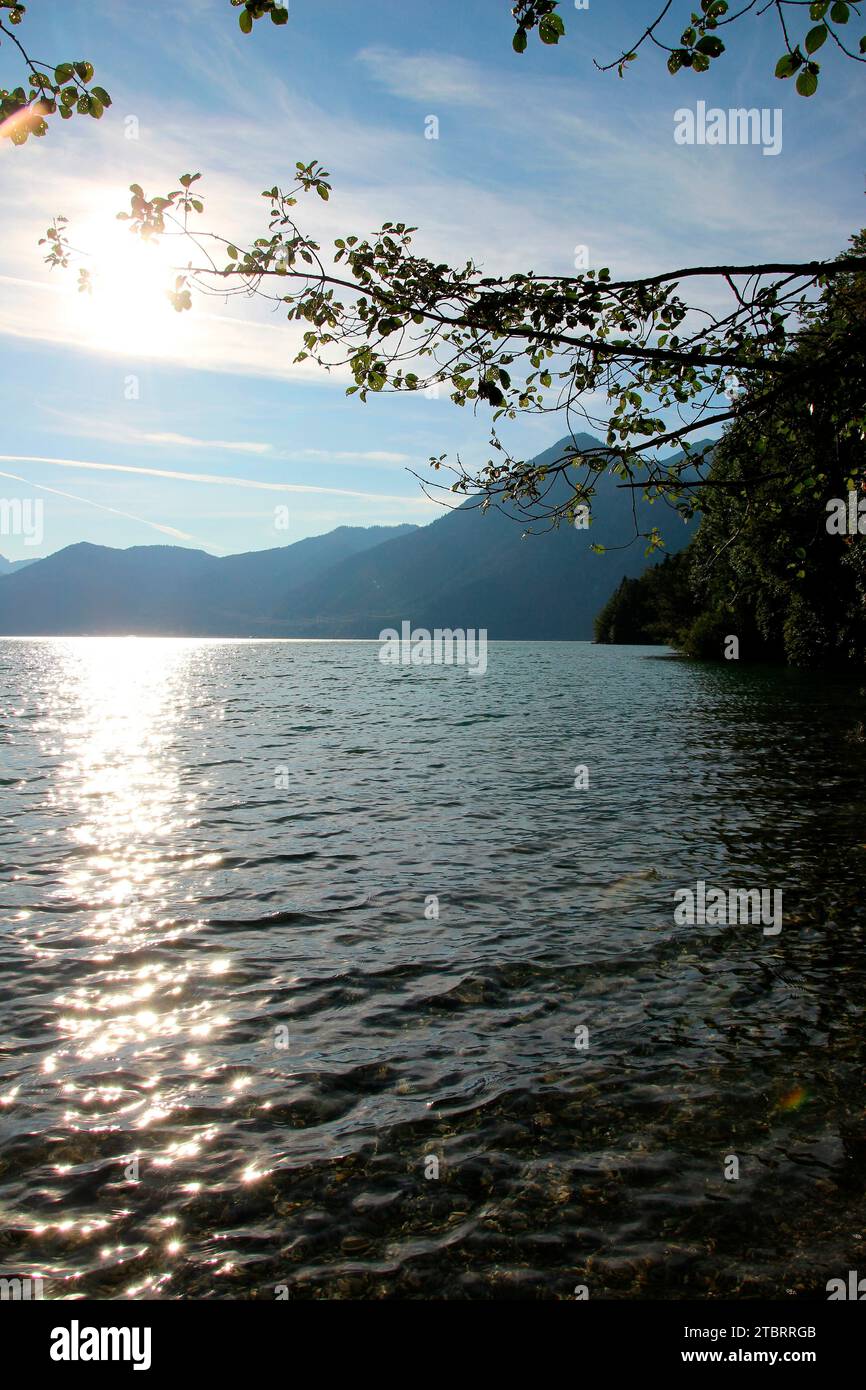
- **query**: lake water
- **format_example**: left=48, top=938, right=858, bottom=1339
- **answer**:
left=1, top=637, right=866, bottom=1299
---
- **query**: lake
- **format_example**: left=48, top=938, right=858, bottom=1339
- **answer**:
left=1, top=637, right=865, bottom=1299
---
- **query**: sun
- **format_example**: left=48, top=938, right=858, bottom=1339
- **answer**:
left=66, top=214, right=189, bottom=358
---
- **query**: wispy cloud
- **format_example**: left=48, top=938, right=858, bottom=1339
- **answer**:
left=294, top=448, right=413, bottom=464
left=40, top=411, right=412, bottom=466
left=357, top=47, right=497, bottom=108
left=38, top=408, right=273, bottom=456
left=37, top=409, right=420, bottom=473
left=144, top=431, right=271, bottom=454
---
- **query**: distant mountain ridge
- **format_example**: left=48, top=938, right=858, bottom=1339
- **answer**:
left=0, top=554, right=37, bottom=575
left=0, top=435, right=706, bottom=639
left=0, top=525, right=417, bottom=637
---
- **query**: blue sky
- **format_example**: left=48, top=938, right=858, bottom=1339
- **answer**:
left=1, top=0, right=863, bottom=559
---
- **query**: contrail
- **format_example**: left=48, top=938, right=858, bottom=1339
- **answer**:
left=0, top=469, right=218, bottom=549
left=0, top=454, right=435, bottom=504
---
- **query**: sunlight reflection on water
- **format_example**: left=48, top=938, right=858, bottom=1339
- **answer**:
left=2, top=638, right=866, bottom=1299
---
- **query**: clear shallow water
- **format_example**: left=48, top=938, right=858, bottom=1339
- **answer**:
left=1, top=636, right=866, bottom=1300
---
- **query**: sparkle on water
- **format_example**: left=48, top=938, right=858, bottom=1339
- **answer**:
left=2, top=636, right=866, bottom=1299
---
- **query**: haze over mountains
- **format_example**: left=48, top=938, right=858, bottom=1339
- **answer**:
left=0, top=435, right=701, bottom=639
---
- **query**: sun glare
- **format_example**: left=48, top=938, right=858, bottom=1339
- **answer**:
left=69, top=216, right=187, bottom=357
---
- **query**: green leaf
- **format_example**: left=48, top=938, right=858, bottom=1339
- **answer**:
left=512, top=28, right=528, bottom=53
left=271, top=5, right=289, bottom=22
left=239, top=8, right=253, bottom=34
left=54, top=63, right=74, bottom=85
left=91, top=85, right=111, bottom=106
left=809, top=2, right=829, bottom=17
left=695, top=35, right=724, bottom=56
left=805, top=23, right=827, bottom=52
left=796, top=68, right=819, bottom=95
left=830, top=1, right=849, bottom=21
left=316, top=184, right=329, bottom=200
left=74, top=61, right=94, bottom=83
left=774, top=52, right=800, bottom=77
left=539, top=13, right=566, bottom=44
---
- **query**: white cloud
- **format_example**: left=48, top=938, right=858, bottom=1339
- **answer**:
left=144, top=431, right=271, bottom=454
left=357, top=47, right=498, bottom=108
left=295, top=448, right=412, bottom=464
left=36, top=408, right=274, bottom=456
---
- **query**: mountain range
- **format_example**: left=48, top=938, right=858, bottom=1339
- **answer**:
left=0, top=435, right=701, bottom=639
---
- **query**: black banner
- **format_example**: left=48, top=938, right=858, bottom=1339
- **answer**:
left=6, top=1296, right=863, bottom=1378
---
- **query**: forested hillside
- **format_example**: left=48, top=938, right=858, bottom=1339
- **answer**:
left=596, top=234, right=866, bottom=668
